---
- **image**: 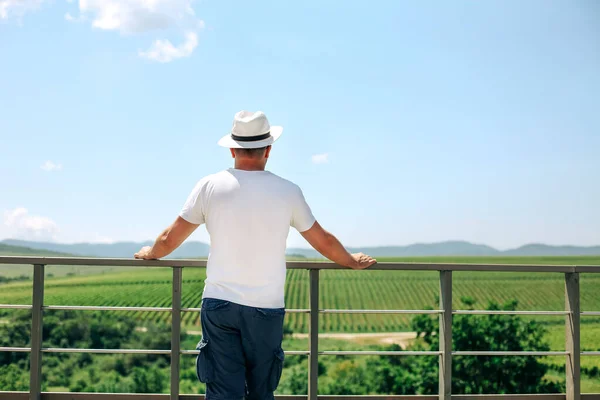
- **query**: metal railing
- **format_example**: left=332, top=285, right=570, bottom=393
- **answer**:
left=0, top=256, right=599, bottom=400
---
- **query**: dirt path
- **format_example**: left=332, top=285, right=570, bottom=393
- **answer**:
left=291, top=331, right=418, bottom=347
left=144, top=327, right=418, bottom=348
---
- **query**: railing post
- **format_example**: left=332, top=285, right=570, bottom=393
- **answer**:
left=29, top=264, right=45, bottom=400
left=439, top=270, right=452, bottom=400
left=565, top=272, right=580, bottom=400
left=308, top=269, right=319, bottom=400
left=171, top=267, right=183, bottom=400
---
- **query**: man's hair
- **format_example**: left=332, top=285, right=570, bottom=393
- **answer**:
left=234, top=146, right=269, bottom=158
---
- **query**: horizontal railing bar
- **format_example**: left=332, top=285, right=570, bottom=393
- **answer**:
left=282, top=350, right=310, bottom=356
left=4, top=303, right=591, bottom=316
left=42, top=348, right=171, bottom=354
left=30, top=348, right=314, bottom=356
left=453, top=310, right=570, bottom=315
left=180, top=307, right=310, bottom=313
left=0, top=393, right=478, bottom=400
left=0, top=347, right=31, bottom=352
left=0, top=304, right=32, bottom=309
left=320, top=350, right=441, bottom=356
left=452, top=396, right=570, bottom=400
left=5, top=303, right=594, bottom=316
left=44, top=305, right=172, bottom=312
left=1, top=256, right=599, bottom=272
left=575, top=265, right=600, bottom=273
left=582, top=351, right=600, bottom=356
left=287, top=262, right=596, bottom=273
left=180, top=349, right=310, bottom=356
left=0, top=394, right=599, bottom=400
left=320, top=309, right=443, bottom=314
left=180, top=307, right=201, bottom=312
left=453, top=351, right=568, bottom=356
left=175, top=350, right=200, bottom=355
left=0, top=257, right=208, bottom=268
left=6, top=347, right=592, bottom=357
left=2, top=393, right=598, bottom=400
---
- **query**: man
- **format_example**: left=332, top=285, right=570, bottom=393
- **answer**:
left=134, top=110, right=376, bottom=399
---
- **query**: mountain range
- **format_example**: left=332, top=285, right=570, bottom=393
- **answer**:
left=2, top=239, right=599, bottom=258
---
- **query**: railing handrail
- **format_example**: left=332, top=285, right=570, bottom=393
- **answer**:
left=1, top=256, right=599, bottom=272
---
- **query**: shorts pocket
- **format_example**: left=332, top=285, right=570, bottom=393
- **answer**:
left=254, top=307, right=286, bottom=320
left=201, top=298, right=231, bottom=311
left=268, top=347, right=285, bottom=391
left=195, top=338, right=213, bottom=383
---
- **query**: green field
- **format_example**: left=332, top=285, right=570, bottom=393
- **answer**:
left=1, top=256, right=599, bottom=333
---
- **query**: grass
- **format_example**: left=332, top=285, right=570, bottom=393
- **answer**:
left=545, top=371, right=600, bottom=393
left=543, top=324, right=600, bottom=373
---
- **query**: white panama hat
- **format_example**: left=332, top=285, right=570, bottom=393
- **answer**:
left=218, top=110, right=283, bottom=149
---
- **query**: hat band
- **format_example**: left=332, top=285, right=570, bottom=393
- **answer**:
left=231, top=132, right=271, bottom=142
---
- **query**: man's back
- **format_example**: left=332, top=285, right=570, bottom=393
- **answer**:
left=180, top=168, right=315, bottom=308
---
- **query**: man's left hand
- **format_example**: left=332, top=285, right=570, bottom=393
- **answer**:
left=134, top=246, right=155, bottom=260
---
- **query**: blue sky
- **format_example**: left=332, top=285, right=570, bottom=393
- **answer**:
left=1, top=0, right=599, bottom=249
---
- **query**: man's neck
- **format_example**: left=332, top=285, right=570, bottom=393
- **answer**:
left=233, top=162, right=266, bottom=171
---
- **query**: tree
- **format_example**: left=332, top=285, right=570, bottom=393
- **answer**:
left=411, top=297, right=563, bottom=394
left=362, top=345, right=422, bottom=394
left=277, top=363, right=308, bottom=395
left=323, top=360, right=368, bottom=395
left=0, top=364, right=29, bottom=391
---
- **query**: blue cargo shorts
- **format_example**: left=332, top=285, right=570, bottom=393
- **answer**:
left=195, top=298, right=285, bottom=400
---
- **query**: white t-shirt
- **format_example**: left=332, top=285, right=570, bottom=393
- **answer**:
left=179, top=168, right=316, bottom=308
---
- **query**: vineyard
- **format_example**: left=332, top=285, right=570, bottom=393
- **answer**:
left=2, top=256, right=600, bottom=333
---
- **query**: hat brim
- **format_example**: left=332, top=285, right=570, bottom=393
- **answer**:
left=217, top=126, right=283, bottom=149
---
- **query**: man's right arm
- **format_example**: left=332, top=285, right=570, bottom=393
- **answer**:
left=300, top=221, right=376, bottom=270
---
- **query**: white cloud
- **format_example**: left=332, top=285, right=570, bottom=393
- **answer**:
left=41, top=160, right=63, bottom=172
left=78, top=0, right=197, bottom=33
left=3, top=207, right=59, bottom=241
left=0, top=0, right=44, bottom=20
left=64, top=11, right=85, bottom=22
left=2, top=0, right=203, bottom=62
left=139, top=31, right=197, bottom=63
left=69, top=0, right=204, bottom=62
left=311, top=153, right=329, bottom=164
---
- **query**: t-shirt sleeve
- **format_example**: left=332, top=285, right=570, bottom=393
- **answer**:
left=179, top=179, right=209, bottom=225
left=291, top=186, right=316, bottom=233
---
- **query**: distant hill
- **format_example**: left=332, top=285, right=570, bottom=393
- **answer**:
left=503, top=244, right=600, bottom=256
left=1, top=239, right=210, bottom=259
left=284, top=241, right=499, bottom=258
left=0, top=243, right=75, bottom=257
left=356, top=241, right=500, bottom=257
left=2, top=239, right=599, bottom=258
left=0, top=243, right=127, bottom=279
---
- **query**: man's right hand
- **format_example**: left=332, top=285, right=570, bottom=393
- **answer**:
left=350, top=253, right=377, bottom=270
left=300, top=221, right=377, bottom=269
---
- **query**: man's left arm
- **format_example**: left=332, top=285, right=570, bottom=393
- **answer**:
left=134, top=216, right=200, bottom=260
